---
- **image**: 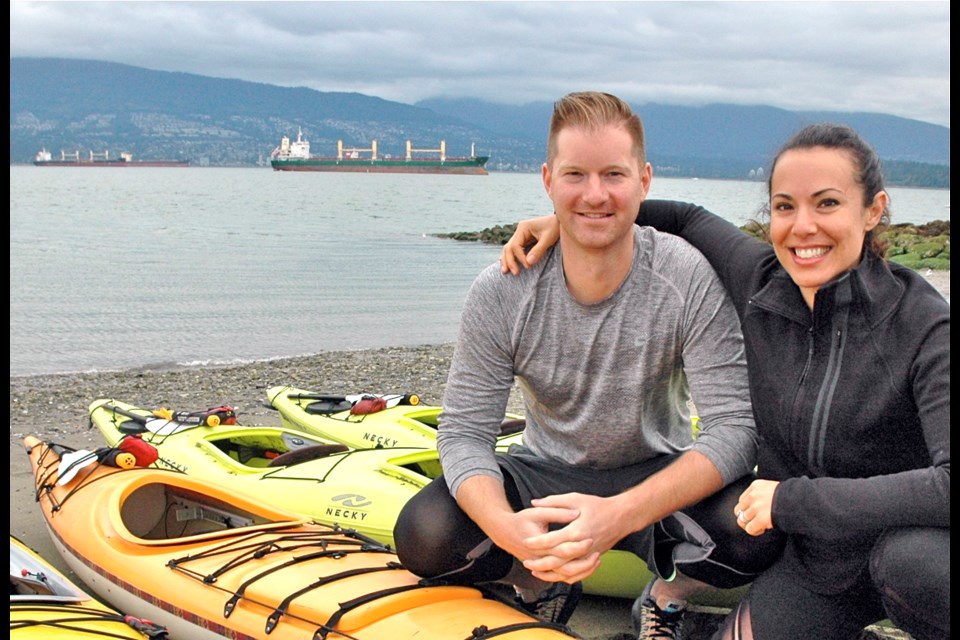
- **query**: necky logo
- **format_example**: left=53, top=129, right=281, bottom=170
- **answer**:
left=332, top=493, right=372, bottom=508
left=160, top=458, right=188, bottom=473
left=362, top=433, right=399, bottom=448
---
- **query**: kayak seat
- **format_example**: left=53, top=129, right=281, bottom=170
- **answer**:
left=304, top=399, right=354, bottom=414
left=121, top=482, right=167, bottom=538
left=123, top=483, right=269, bottom=539
left=499, top=418, right=525, bottom=436
left=266, top=443, right=350, bottom=467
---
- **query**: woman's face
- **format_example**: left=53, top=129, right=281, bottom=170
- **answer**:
left=769, top=146, right=886, bottom=308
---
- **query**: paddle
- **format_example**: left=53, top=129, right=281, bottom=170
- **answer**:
left=153, top=405, right=237, bottom=426
left=286, top=392, right=420, bottom=409
left=97, top=402, right=153, bottom=425
left=56, top=448, right=99, bottom=484
left=96, top=402, right=181, bottom=435
left=55, top=443, right=136, bottom=485
left=96, top=402, right=222, bottom=434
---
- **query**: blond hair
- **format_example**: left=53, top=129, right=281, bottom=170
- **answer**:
left=546, top=92, right=647, bottom=166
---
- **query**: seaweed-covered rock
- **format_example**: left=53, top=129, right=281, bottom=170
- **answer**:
left=889, top=254, right=951, bottom=270
left=438, top=220, right=951, bottom=269
left=435, top=224, right=518, bottom=244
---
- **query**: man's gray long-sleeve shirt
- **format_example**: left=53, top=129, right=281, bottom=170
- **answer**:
left=438, top=226, right=757, bottom=499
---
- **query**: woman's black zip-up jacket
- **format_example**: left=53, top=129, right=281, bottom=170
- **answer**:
left=639, top=200, right=950, bottom=592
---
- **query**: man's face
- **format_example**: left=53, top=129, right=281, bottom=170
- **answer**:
left=542, top=124, right=651, bottom=254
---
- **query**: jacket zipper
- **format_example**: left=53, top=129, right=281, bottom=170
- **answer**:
left=806, top=285, right=852, bottom=473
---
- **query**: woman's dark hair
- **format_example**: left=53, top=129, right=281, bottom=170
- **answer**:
left=765, top=123, right=891, bottom=258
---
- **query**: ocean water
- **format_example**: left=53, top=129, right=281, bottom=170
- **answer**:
left=9, top=167, right=950, bottom=376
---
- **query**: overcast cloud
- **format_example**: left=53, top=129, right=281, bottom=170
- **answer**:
left=9, top=1, right=951, bottom=127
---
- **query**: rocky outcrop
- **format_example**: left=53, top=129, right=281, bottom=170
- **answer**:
left=439, top=221, right=951, bottom=270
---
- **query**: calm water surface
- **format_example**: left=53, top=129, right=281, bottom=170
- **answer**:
left=10, top=167, right=950, bottom=376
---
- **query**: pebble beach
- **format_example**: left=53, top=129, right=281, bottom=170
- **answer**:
left=9, top=269, right=946, bottom=639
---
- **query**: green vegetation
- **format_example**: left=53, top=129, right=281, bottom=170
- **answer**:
left=439, top=220, right=950, bottom=270
left=883, top=161, right=951, bottom=189
left=884, top=220, right=950, bottom=270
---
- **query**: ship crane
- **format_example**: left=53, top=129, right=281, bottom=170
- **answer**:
left=89, top=150, right=110, bottom=161
left=338, top=140, right=378, bottom=161
left=406, top=140, right=446, bottom=162
left=61, top=150, right=80, bottom=161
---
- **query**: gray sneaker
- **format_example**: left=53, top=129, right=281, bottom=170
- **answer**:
left=516, top=580, right=583, bottom=626
left=632, top=579, right=686, bottom=639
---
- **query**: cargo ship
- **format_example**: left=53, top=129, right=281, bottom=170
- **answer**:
left=270, top=129, right=488, bottom=175
left=33, top=148, right=190, bottom=167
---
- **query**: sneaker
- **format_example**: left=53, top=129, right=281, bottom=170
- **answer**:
left=632, top=579, right=686, bottom=639
left=516, top=580, right=583, bottom=626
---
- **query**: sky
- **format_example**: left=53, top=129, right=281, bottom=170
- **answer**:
left=9, top=1, right=951, bottom=128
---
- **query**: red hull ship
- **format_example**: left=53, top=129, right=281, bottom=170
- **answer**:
left=33, top=148, right=189, bottom=167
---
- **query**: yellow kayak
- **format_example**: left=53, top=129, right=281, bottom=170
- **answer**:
left=24, top=435, right=578, bottom=640
left=91, top=397, right=662, bottom=598
left=263, top=387, right=735, bottom=601
left=10, top=533, right=167, bottom=639
left=89, top=398, right=471, bottom=546
left=89, top=397, right=739, bottom=602
left=266, top=385, right=525, bottom=449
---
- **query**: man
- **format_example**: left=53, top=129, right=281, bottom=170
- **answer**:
left=394, top=92, right=781, bottom=638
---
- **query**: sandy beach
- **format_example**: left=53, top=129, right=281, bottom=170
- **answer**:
left=10, top=270, right=946, bottom=639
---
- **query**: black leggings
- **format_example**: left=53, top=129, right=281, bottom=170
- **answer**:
left=394, top=463, right=784, bottom=590
left=871, top=526, right=949, bottom=640
left=713, top=526, right=949, bottom=640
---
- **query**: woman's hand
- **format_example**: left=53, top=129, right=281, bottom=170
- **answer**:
left=734, top=479, right=779, bottom=536
left=499, top=214, right=561, bottom=275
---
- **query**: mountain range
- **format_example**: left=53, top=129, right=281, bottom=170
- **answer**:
left=10, top=58, right=950, bottom=186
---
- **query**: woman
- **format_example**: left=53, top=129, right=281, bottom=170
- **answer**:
left=500, top=123, right=949, bottom=640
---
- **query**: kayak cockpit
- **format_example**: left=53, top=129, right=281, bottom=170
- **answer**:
left=9, top=540, right=87, bottom=603
left=117, top=480, right=307, bottom=543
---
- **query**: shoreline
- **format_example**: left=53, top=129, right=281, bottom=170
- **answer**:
left=10, top=269, right=945, bottom=639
